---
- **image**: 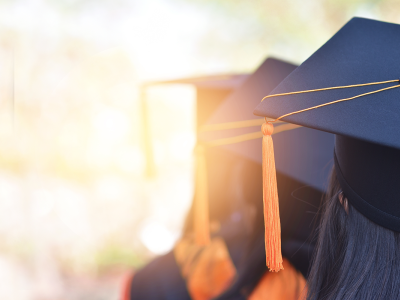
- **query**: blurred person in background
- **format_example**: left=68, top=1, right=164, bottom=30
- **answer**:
left=123, top=57, right=335, bottom=300
left=123, top=71, right=248, bottom=300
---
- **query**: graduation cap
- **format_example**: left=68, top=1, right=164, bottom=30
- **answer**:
left=254, top=17, right=400, bottom=271
left=143, top=74, right=248, bottom=130
left=140, top=73, right=249, bottom=245
left=200, top=58, right=334, bottom=276
left=141, top=74, right=248, bottom=177
left=132, top=74, right=250, bottom=300
left=202, top=58, right=334, bottom=192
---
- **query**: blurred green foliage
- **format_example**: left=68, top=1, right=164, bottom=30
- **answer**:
left=94, top=244, right=146, bottom=273
left=171, top=0, right=400, bottom=70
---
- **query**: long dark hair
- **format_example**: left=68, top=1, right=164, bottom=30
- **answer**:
left=307, top=167, right=400, bottom=300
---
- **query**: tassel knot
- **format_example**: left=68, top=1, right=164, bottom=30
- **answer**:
left=262, top=122, right=274, bottom=136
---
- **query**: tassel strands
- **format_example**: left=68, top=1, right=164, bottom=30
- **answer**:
left=262, top=122, right=283, bottom=272
left=194, top=145, right=211, bottom=246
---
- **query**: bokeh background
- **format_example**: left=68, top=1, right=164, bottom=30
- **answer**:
left=0, top=0, right=398, bottom=299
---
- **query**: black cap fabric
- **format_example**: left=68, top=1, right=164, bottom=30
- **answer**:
left=203, top=58, right=334, bottom=192
left=142, top=74, right=248, bottom=177
left=254, top=18, right=400, bottom=232
left=129, top=251, right=191, bottom=300
left=204, top=59, right=297, bottom=125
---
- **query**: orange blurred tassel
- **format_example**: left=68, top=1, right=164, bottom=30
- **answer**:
left=262, top=122, right=283, bottom=272
left=194, top=145, right=210, bottom=246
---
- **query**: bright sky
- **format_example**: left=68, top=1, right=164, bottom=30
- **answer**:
left=0, top=0, right=211, bottom=275
left=1, top=0, right=237, bottom=81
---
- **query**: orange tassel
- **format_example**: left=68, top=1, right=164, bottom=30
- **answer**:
left=194, top=145, right=211, bottom=246
left=262, top=122, right=283, bottom=272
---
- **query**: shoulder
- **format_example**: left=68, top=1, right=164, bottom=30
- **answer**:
left=247, top=258, right=307, bottom=300
left=125, top=251, right=191, bottom=300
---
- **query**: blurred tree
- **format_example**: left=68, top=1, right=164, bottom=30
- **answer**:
left=173, top=0, right=400, bottom=71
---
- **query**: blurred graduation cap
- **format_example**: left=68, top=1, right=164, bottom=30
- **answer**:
left=254, top=17, right=400, bottom=271
left=140, top=74, right=248, bottom=177
left=140, top=73, right=249, bottom=246
left=200, top=58, right=334, bottom=280
left=134, top=74, right=248, bottom=300
left=202, top=58, right=334, bottom=192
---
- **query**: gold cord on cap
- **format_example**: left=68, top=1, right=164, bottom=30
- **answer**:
left=193, top=122, right=300, bottom=247
left=262, top=79, right=400, bottom=122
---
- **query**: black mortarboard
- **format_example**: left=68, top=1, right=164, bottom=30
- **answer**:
left=141, top=74, right=248, bottom=177
left=131, top=75, right=248, bottom=300
left=254, top=18, right=400, bottom=235
left=203, top=58, right=334, bottom=192
left=201, top=58, right=334, bottom=277
left=142, top=73, right=249, bottom=246
left=144, top=74, right=249, bottom=128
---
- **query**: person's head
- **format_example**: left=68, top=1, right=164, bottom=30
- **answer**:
left=182, top=148, right=263, bottom=238
left=307, top=166, right=400, bottom=300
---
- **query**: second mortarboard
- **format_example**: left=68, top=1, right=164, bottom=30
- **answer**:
left=201, top=58, right=334, bottom=275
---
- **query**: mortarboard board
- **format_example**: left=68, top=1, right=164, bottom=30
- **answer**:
left=143, top=74, right=249, bottom=130
left=203, top=58, right=334, bottom=192
left=254, top=17, right=400, bottom=271
left=201, top=58, right=334, bottom=280
left=141, top=74, right=248, bottom=177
